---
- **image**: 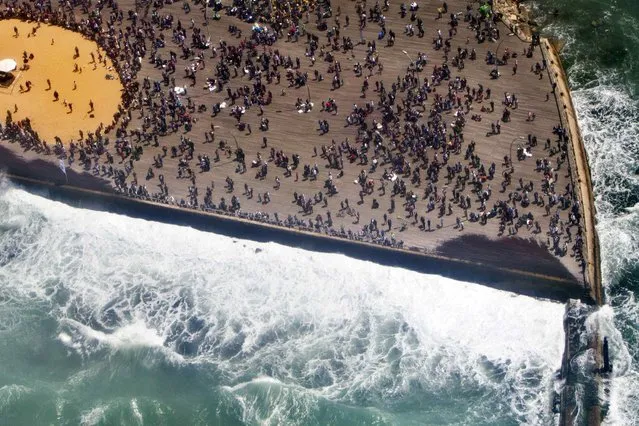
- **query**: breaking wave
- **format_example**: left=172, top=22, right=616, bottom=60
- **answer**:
left=570, top=56, right=639, bottom=426
left=541, top=5, right=639, bottom=421
left=0, top=182, right=566, bottom=424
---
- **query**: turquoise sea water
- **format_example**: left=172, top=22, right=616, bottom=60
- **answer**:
left=0, top=184, right=567, bottom=425
left=1, top=1, right=638, bottom=425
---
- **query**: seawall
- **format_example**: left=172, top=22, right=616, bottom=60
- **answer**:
left=543, top=41, right=604, bottom=426
left=4, top=171, right=585, bottom=303
left=541, top=41, right=603, bottom=305
left=494, top=1, right=606, bottom=424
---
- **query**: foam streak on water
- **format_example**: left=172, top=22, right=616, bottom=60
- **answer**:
left=543, top=9, right=639, bottom=421
left=571, top=72, right=639, bottom=426
left=530, top=1, right=639, bottom=419
left=0, top=182, right=565, bottom=425
left=572, top=79, right=639, bottom=215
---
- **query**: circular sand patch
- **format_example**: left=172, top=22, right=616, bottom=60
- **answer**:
left=0, top=19, right=122, bottom=144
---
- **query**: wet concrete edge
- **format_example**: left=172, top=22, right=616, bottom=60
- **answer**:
left=0, top=146, right=589, bottom=303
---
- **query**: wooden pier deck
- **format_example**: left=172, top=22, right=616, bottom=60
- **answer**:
left=0, top=0, right=593, bottom=299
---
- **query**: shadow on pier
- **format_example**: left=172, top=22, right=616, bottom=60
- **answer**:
left=1, top=146, right=590, bottom=304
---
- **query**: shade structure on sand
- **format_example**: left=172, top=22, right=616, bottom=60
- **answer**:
left=0, top=58, right=17, bottom=73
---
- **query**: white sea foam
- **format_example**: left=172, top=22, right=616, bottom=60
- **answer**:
left=0, top=184, right=566, bottom=424
left=59, top=319, right=165, bottom=351
left=544, top=14, right=639, bottom=420
left=79, top=403, right=109, bottom=426
left=130, top=398, right=144, bottom=425
left=0, top=384, right=32, bottom=413
left=599, top=290, right=639, bottom=426
left=572, top=80, right=639, bottom=216
left=570, top=68, right=639, bottom=425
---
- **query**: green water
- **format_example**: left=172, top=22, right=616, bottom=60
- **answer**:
left=1, top=0, right=639, bottom=424
left=0, top=187, right=567, bottom=425
left=535, top=0, right=639, bottom=92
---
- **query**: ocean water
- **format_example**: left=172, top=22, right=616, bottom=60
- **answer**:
left=0, top=182, right=566, bottom=425
left=1, top=2, right=638, bottom=425
left=534, top=0, right=639, bottom=423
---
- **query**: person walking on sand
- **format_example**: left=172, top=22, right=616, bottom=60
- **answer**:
left=46, top=79, right=51, bottom=90
left=13, top=26, right=18, bottom=37
left=53, top=91, right=59, bottom=101
left=89, top=100, right=94, bottom=112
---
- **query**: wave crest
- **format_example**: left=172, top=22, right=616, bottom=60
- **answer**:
left=0, top=184, right=567, bottom=424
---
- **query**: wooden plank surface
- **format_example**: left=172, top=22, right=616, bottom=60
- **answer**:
left=0, top=0, right=587, bottom=287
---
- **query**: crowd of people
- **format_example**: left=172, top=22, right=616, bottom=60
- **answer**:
left=0, top=0, right=588, bottom=273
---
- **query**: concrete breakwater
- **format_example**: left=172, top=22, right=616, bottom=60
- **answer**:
left=492, top=0, right=606, bottom=423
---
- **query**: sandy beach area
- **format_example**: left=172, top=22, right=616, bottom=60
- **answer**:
left=0, top=19, right=122, bottom=143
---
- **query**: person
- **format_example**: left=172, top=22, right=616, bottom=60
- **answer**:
left=0, top=0, right=578, bottom=261
left=53, top=91, right=59, bottom=101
